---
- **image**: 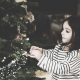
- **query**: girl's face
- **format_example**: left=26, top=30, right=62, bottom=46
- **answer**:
left=61, top=21, right=72, bottom=44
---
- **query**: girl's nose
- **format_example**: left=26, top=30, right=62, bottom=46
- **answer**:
left=61, top=31, right=63, bottom=35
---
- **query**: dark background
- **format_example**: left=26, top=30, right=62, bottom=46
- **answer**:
left=27, top=0, right=78, bottom=14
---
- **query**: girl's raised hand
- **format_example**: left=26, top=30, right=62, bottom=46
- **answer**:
left=29, top=46, right=43, bottom=61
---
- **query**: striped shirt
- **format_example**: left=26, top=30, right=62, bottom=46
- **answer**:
left=37, top=44, right=80, bottom=80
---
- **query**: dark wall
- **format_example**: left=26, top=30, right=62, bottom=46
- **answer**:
left=40, top=0, right=78, bottom=14
left=27, top=0, right=78, bottom=14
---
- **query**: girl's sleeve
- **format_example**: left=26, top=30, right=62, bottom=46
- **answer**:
left=37, top=46, right=70, bottom=75
left=37, top=48, right=54, bottom=73
left=37, top=49, right=80, bottom=79
left=67, top=50, right=80, bottom=75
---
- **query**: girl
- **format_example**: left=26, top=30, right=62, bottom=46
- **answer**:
left=29, top=16, right=80, bottom=80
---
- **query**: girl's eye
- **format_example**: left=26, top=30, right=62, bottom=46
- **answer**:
left=66, top=30, right=70, bottom=33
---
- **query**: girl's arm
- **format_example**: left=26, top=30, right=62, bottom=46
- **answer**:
left=30, top=45, right=70, bottom=75
left=22, top=45, right=80, bottom=79
left=37, top=50, right=80, bottom=79
left=29, top=46, right=54, bottom=61
left=29, top=45, right=80, bottom=78
left=37, top=49, right=70, bottom=75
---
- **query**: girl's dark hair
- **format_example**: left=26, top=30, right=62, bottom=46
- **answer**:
left=63, top=15, right=80, bottom=50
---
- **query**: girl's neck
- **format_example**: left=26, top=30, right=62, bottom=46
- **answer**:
left=62, top=43, right=72, bottom=51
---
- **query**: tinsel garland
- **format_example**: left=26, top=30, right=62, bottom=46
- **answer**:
left=0, top=38, right=39, bottom=80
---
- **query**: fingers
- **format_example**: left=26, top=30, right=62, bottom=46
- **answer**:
left=22, top=51, right=29, bottom=57
left=22, top=52, right=35, bottom=58
left=30, top=46, right=42, bottom=53
left=30, top=46, right=40, bottom=50
left=27, top=54, right=35, bottom=58
left=30, top=46, right=37, bottom=55
left=24, top=46, right=42, bottom=60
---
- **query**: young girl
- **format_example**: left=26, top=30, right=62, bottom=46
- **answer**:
left=29, top=16, right=80, bottom=80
